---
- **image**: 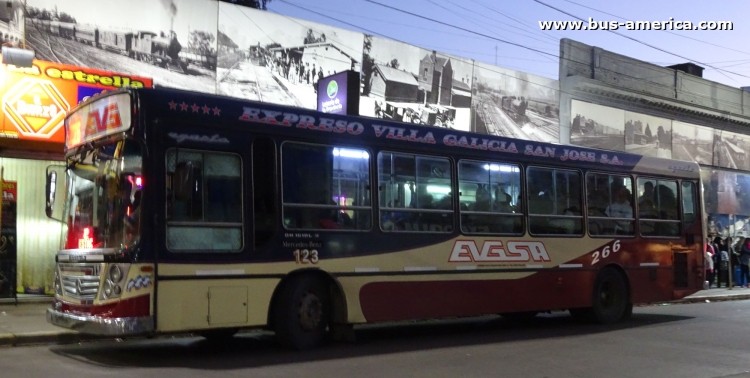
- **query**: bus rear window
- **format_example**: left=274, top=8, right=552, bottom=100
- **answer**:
left=637, top=178, right=680, bottom=237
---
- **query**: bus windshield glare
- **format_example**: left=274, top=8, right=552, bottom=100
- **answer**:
left=61, top=139, right=143, bottom=251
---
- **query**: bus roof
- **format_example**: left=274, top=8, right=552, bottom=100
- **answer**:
left=127, top=87, right=701, bottom=179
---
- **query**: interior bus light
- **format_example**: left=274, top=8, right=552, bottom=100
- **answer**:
left=135, top=176, right=143, bottom=188
left=483, top=164, right=516, bottom=172
left=333, top=148, right=369, bottom=159
left=426, top=185, right=451, bottom=195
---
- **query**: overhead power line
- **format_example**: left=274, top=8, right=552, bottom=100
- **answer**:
left=364, top=0, right=561, bottom=59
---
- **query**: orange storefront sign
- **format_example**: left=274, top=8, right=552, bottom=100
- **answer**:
left=0, top=57, right=152, bottom=143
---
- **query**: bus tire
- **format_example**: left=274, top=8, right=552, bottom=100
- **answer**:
left=591, top=267, right=629, bottom=324
left=273, top=274, right=331, bottom=350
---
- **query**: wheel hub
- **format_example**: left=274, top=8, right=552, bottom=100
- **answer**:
left=298, top=292, right=323, bottom=332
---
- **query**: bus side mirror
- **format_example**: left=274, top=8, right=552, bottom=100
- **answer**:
left=45, top=165, right=66, bottom=222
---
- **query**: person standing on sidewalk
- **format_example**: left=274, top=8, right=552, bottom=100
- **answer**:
left=739, top=237, right=750, bottom=288
left=706, top=240, right=716, bottom=288
left=714, top=237, right=730, bottom=288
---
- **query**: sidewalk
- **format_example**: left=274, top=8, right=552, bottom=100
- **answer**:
left=1, top=288, right=749, bottom=348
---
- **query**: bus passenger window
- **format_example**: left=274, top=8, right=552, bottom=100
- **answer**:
left=527, top=167, right=582, bottom=235
left=638, top=178, right=680, bottom=237
left=586, top=173, right=634, bottom=236
left=166, top=149, right=243, bottom=252
left=378, top=152, right=453, bottom=233
left=681, top=181, right=697, bottom=225
left=458, top=160, right=522, bottom=235
left=281, top=143, right=371, bottom=231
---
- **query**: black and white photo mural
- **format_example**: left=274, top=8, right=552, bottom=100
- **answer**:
left=25, top=0, right=218, bottom=93
left=472, top=61, right=559, bottom=142
left=624, top=111, right=672, bottom=158
left=569, top=100, right=624, bottom=151
left=715, top=130, right=750, bottom=171
left=671, top=121, right=713, bottom=165
left=360, top=35, right=420, bottom=120
left=360, top=36, right=472, bottom=130
left=217, top=3, right=362, bottom=109
left=0, top=1, right=24, bottom=47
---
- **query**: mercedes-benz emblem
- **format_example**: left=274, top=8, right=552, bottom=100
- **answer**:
left=76, top=279, right=83, bottom=294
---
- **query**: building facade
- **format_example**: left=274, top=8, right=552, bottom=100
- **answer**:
left=559, top=38, right=750, bottom=241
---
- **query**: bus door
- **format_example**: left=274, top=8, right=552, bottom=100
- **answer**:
left=158, top=131, right=259, bottom=330
left=674, top=180, right=701, bottom=295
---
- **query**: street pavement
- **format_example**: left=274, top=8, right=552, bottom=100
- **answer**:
left=2, top=287, right=750, bottom=348
left=2, top=296, right=750, bottom=377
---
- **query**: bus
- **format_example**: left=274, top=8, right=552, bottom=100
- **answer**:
left=45, top=87, right=705, bottom=349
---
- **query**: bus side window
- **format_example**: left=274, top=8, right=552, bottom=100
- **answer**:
left=681, top=181, right=697, bottom=226
left=165, top=149, right=243, bottom=252
left=586, top=173, right=634, bottom=236
left=638, top=178, right=680, bottom=237
left=457, top=160, right=523, bottom=235
left=172, top=161, right=202, bottom=221
left=378, top=152, right=453, bottom=233
left=527, top=167, right=583, bottom=236
left=281, top=142, right=372, bottom=231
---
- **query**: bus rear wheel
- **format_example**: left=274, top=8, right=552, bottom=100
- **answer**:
left=273, top=275, right=331, bottom=350
left=591, top=267, right=630, bottom=324
left=570, top=268, right=630, bottom=324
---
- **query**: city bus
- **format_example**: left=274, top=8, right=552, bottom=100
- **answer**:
left=45, top=87, right=705, bottom=349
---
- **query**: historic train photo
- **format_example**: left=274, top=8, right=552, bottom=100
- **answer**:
left=29, top=18, right=217, bottom=72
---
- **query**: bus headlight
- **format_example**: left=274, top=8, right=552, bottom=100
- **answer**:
left=103, top=280, right=113, bottom=298
left=109, top=265, right=122, bottom=282
left=53, top=270, right=62, bottom=296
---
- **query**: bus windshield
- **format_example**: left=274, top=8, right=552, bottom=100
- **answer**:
left=60, top=140, right=143, bottom=251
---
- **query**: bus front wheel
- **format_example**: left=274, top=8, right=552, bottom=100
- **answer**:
left=273, top=274, right=331, bottom=350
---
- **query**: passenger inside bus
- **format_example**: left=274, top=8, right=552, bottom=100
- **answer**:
left=605, top=187, right=633, bottom=234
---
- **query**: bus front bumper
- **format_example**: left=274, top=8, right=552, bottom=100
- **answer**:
left=47, top=308, right=154, bottom=336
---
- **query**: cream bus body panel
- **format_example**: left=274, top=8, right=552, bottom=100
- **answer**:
left=154, top=235, right=631, bottom=329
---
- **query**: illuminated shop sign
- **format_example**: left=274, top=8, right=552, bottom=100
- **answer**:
left=0, top=56, right=152, bottom=143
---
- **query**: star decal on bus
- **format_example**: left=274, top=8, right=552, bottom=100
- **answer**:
left=202, top=105, right=210, bottom=114
left=212, top=106, right=221, bottom=116
left=179, top=102, right=189, bottom=111
left=191, top=103, right=200, bottom=113
left=168, top=100, right=177, bottom=110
